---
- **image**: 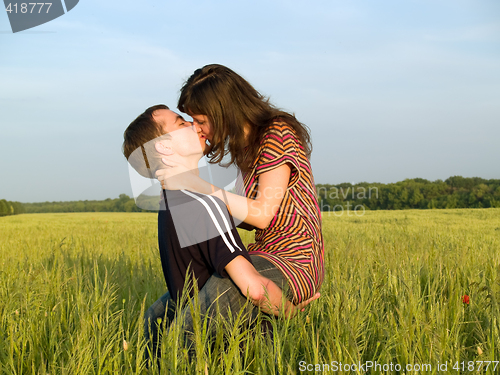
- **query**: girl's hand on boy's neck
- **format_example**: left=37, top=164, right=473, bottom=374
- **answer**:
left=156, top=157, right=200, bottom=191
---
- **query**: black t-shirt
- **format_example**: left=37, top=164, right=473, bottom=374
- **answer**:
left=158, top=189, right=252, bottom=301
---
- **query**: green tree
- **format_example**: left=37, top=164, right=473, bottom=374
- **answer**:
left=409, top=188, right=424, bottom=208
left=0, top=199, right=8, bottom=216
left=445, top=194, right=458, bottom=209
left=124, top=200, right=137, bottom=212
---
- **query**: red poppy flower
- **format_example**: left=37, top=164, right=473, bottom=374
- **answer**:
left=462, top=295, right=470, bottom=305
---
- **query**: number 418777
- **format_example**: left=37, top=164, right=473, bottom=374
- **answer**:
left=5, top=3, right=53, bottom=13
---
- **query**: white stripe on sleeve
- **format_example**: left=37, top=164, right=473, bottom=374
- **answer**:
left=205, top=194, right=243, bottom=252
left=180, top=190, right=238, bottom=253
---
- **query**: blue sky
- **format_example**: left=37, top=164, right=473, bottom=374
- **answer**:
left=1, top=0, right=499, bottom=202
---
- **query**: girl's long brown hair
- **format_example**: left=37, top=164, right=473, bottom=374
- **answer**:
left=178, top=64, right=312, bottom=173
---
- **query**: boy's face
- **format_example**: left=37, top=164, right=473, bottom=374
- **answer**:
left=153, top=109, right=206, bottom=157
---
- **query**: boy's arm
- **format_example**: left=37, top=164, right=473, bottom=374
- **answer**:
left=236, top=221, right=256, bottom=231
left=224, top=256, right=320, bottom=318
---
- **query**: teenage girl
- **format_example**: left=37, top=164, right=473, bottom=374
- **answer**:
left=157, top=64, right=324, bottom=307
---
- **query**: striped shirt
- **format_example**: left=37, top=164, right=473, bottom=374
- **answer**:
left=242, top=121, right=324, bottom=304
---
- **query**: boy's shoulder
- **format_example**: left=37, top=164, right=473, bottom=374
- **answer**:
left=163, top=189, right=228, bottom=211
left=162, top=189, right=236, bottom=249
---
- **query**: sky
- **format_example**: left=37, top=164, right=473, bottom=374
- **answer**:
left=1, top=0, right=499, bottom=203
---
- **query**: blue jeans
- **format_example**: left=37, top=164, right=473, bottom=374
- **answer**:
left=144, top=255, right=289, bottom=359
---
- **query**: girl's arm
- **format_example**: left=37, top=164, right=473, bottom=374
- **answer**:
left=156, top=161, right=291, bottom=229
left=225, top=256, right=320, bottom=318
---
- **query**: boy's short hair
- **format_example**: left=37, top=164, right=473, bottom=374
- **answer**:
left=123, top=104, right=169, bottom=178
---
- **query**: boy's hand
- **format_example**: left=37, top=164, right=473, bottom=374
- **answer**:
left=284, top=292, right=320, bottom=318
left=297, top=292, right=321, bottom=310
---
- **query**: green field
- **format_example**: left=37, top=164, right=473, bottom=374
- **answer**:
left=1, top=209, right=499, bottom=374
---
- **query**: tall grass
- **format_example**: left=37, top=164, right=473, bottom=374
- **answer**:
left=1, top=209, right=499, bottom=374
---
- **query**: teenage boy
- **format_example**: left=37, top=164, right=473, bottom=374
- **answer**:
left=123, top=105, right=312, bottom=358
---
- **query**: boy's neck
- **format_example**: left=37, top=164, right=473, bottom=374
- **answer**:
left=172, top=154, right=201, bottom=177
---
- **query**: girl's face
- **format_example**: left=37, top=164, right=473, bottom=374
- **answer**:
left=190, top=114, right=213, bottom=143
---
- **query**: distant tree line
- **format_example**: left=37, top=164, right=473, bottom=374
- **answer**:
left=22, top=194, right=144, bottom=213
left=11, top=176, right=500, bottom=214
left=0, top=199, right=25, bottom=216
left=317, top=176, right=500, bottom=212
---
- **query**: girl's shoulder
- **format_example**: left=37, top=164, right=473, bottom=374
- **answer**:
left=263, top=118, right=298, bottom=138
left=257, top=119, right=303, bottom=155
